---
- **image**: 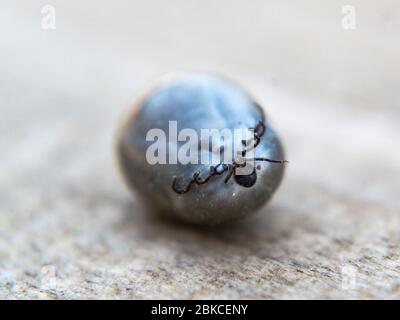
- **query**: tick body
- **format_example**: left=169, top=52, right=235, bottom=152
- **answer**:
left=117, top=73, right=286, bottom=225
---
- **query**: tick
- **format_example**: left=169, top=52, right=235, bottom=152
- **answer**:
left=116, top=72, right=287, bottom=225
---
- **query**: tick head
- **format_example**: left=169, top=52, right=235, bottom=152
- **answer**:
left=234, top=167, right=257, bottom=188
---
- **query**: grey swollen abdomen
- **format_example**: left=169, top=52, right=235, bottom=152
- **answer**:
left=117, top=72, right=286, bottom=225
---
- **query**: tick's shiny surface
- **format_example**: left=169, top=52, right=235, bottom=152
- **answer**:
left=117, top=73, right=286, bottom=225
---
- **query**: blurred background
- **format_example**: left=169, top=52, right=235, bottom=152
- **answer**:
left=0, top=1, right=399, bottom=299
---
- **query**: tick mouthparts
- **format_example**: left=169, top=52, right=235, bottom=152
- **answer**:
left=234, top=154, right=246, bottom=165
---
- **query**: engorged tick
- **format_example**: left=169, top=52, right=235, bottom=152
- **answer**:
left=117, top=72, right=287, bottom=225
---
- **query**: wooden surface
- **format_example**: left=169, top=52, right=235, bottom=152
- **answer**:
left=0, top=1, right=399, bottom=299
